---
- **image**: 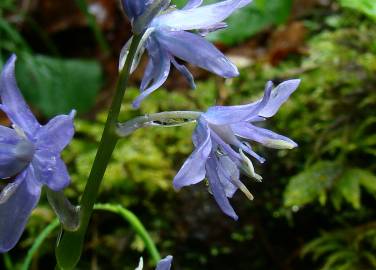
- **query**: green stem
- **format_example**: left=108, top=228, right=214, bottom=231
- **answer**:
left=94, top=204, right=161, bottom=264
left=55, top=33, right=143, bottom=270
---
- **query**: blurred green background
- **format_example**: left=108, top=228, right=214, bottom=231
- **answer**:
left=1, top=0, right=376, bottom=269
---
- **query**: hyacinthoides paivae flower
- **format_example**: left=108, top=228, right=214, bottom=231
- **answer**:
left=120, top=0, right=253, bottom=108
left=0, top=55, right=77, bottom=252
left=117, top=79, right=300, bottom=219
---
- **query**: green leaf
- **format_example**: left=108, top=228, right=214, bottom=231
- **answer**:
left=16, top=55, right=103, bottom=117
left=301, top=234, right=340, bottom=259
left=338, top=0, right=376, bottom=21
left=284, top=161, right=342, bottom=207
left=355, top=169, right=376, bottom=197
left=335, top=169, right=361, bottom=209
left=363, top=251, right=376, bottom=267
left=209, top=0, right=293, bottom=45
left=322, top=250, right=356, bottom=270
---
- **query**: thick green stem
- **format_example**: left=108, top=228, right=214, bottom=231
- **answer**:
left=55, top=34, right=143, bottom=270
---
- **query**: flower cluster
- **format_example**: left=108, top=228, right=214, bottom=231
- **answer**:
left=0, top=55, right=75, bottom=252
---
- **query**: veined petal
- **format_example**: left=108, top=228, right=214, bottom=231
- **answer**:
left=206, top=157, right=238, bottom=220
left=217, top=155, right=238, bottom=198
left=0, top=125, right=18, bottom=144
left=151, top=0, right=252, bottom=31
left=259, top=79, right=300, bottom=118
left=0, top=168, right=41, bottom=253
left=232, top=122, right=298, bottom=149
left=209, top=129, right=242, bottom=165
left=173, top=119, right=211, bottom=189
left=182, top=0, right=203, bottom=10
left=208, top=123, right=238, bottom=145
left=0, top=139, right=34, bottom=179
left=0, top=55, right=40, bottom=135
left=170, top=57, right=196, bottom=89
left=32, top=150, right=70, bottom=191
left=133, top=37, right=171, bottom=108
left=140, top=59, right=155, bottom=91
left=199, top=22, right=228, bottom=36
left=35, top=110, right=75, bottom=153
left=156, top=255, right=173, bottom=270
left=155, top=30, right=238, bottom=78
left=203, top=81, right=273, bottom=125
left=238, top=142, right=265, bottom=163
left=192, top=116, right=210, bottom=146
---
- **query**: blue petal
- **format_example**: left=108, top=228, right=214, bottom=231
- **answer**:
left=217, top=155, right=238, bottom=198
left=152, top=0, right=252, bottom=31
left=133, top=37, right=171, bottom=108
left=238, top=143, right=265, bottom=163
left=155, top=30, right=238, bottom=78
left=35, top=110, right=75, bottom=153
left=0, top=139, right=34, bottom=179
left=140, top=58, right=155, bottom=91
left=206, top=156, right=238, bottom=220
left=0, top=168, right=41, bottom=253
left=173, top=119, right=211, bottom=189
left=259, top=79, right=300, bottom=118
left=32, top=150, right=70, bottom=191
left=0, top=55, right=40, bottom=135
left=156, top=255, right=173, bottom=270
left=209, top=129, right=242, bottom=165
left=199, top=22, right=228, bottom=36
left=210, top=122, right=265, bottom=162
left=232, top=122, right=298, bottom=149
left=203, top=81, right=273, bottom=125
left=0, top=125, right=18, bottom=144
left=182, top=0, right=203, bottom=10
left=170, top=57, right=196, bottom=89
left=192, top=116, right=210, bottom=146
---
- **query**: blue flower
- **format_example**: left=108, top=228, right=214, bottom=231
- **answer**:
left=173, top=80, right=300, bottom=220
left=135, top=255, right=173, bottom=270
left=120, top=0, right=253, bottom=108
left=0, top=55, right=75, bottom=252
left=155, top=256, right=173, bottom=270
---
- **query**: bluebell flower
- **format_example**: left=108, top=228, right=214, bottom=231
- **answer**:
left=120, top=0, right=253, bottom=108
left=135, top=255, right=173, bottom=270
left=0, top=55, right=75, bottom=252
left=173, top=79, right=300, bottom=220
